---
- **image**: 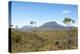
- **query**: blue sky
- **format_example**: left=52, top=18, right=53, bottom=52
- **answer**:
left=10, top=1, right=78, bottom=28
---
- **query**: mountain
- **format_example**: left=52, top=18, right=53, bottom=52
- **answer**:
left=19, top=26, right=32, bottom=31
left=37, top=21, right=66, bottom=31
left=19, top=21, right=67, bottom=31
left=21, top=26, right=32, bottom=29
left=39, top=22, right=66, bottom=29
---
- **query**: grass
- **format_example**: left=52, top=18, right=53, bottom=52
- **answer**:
left=11, top=29, right=78, bottom=53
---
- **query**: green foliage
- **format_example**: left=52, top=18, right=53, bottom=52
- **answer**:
left=63, top=17, right=71, bottom=24
left=63, top=17, right=75, bottom=26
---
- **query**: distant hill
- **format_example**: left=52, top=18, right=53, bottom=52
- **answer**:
left=19, top=26, right=32, bottom=32
left=21, top=26, right=32, bottom=30
left=18, top=21, right=77, bottom=31
left=38, top=22, right=66, bottom=31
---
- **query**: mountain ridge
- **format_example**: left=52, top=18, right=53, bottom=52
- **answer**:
left=18, top=21, right=77, bottom=31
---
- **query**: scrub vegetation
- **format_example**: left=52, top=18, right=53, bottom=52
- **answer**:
left=11, top=29, right=78, bottom=53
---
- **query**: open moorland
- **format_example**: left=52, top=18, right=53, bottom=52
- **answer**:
left=11, top=29, right=78, bottom=53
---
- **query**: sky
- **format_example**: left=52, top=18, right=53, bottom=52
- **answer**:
left=10, top=1, right=78, bottom=28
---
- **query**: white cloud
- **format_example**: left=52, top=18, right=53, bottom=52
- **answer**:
left=62, top=10, right=70, bottom=14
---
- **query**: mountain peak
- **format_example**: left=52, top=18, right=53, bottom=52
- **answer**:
left=20, top=21, right=66, bottom=31
left=41, top=21, right=58, bottom=26
left=44, top=21, right=57, bottom=25
left=39, top=21, right=66, bottom=29
left=46, top=21, right=57, bottom=23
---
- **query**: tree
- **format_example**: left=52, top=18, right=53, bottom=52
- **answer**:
left=10, top=25, right=13, bottom=28
left=63, top=17, right=75, bottom=31
left=30, top=21, right=36, bottom=27
left=30, top=21, right=37, bottom=32
left=63, top=17, right=75, bottom=49
left=15, top=25, right=18, bottom=29
left=15, top=25, right=19, bottom=31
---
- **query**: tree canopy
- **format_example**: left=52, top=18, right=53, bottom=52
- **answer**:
left=63, top=17, right=75, bottom=27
